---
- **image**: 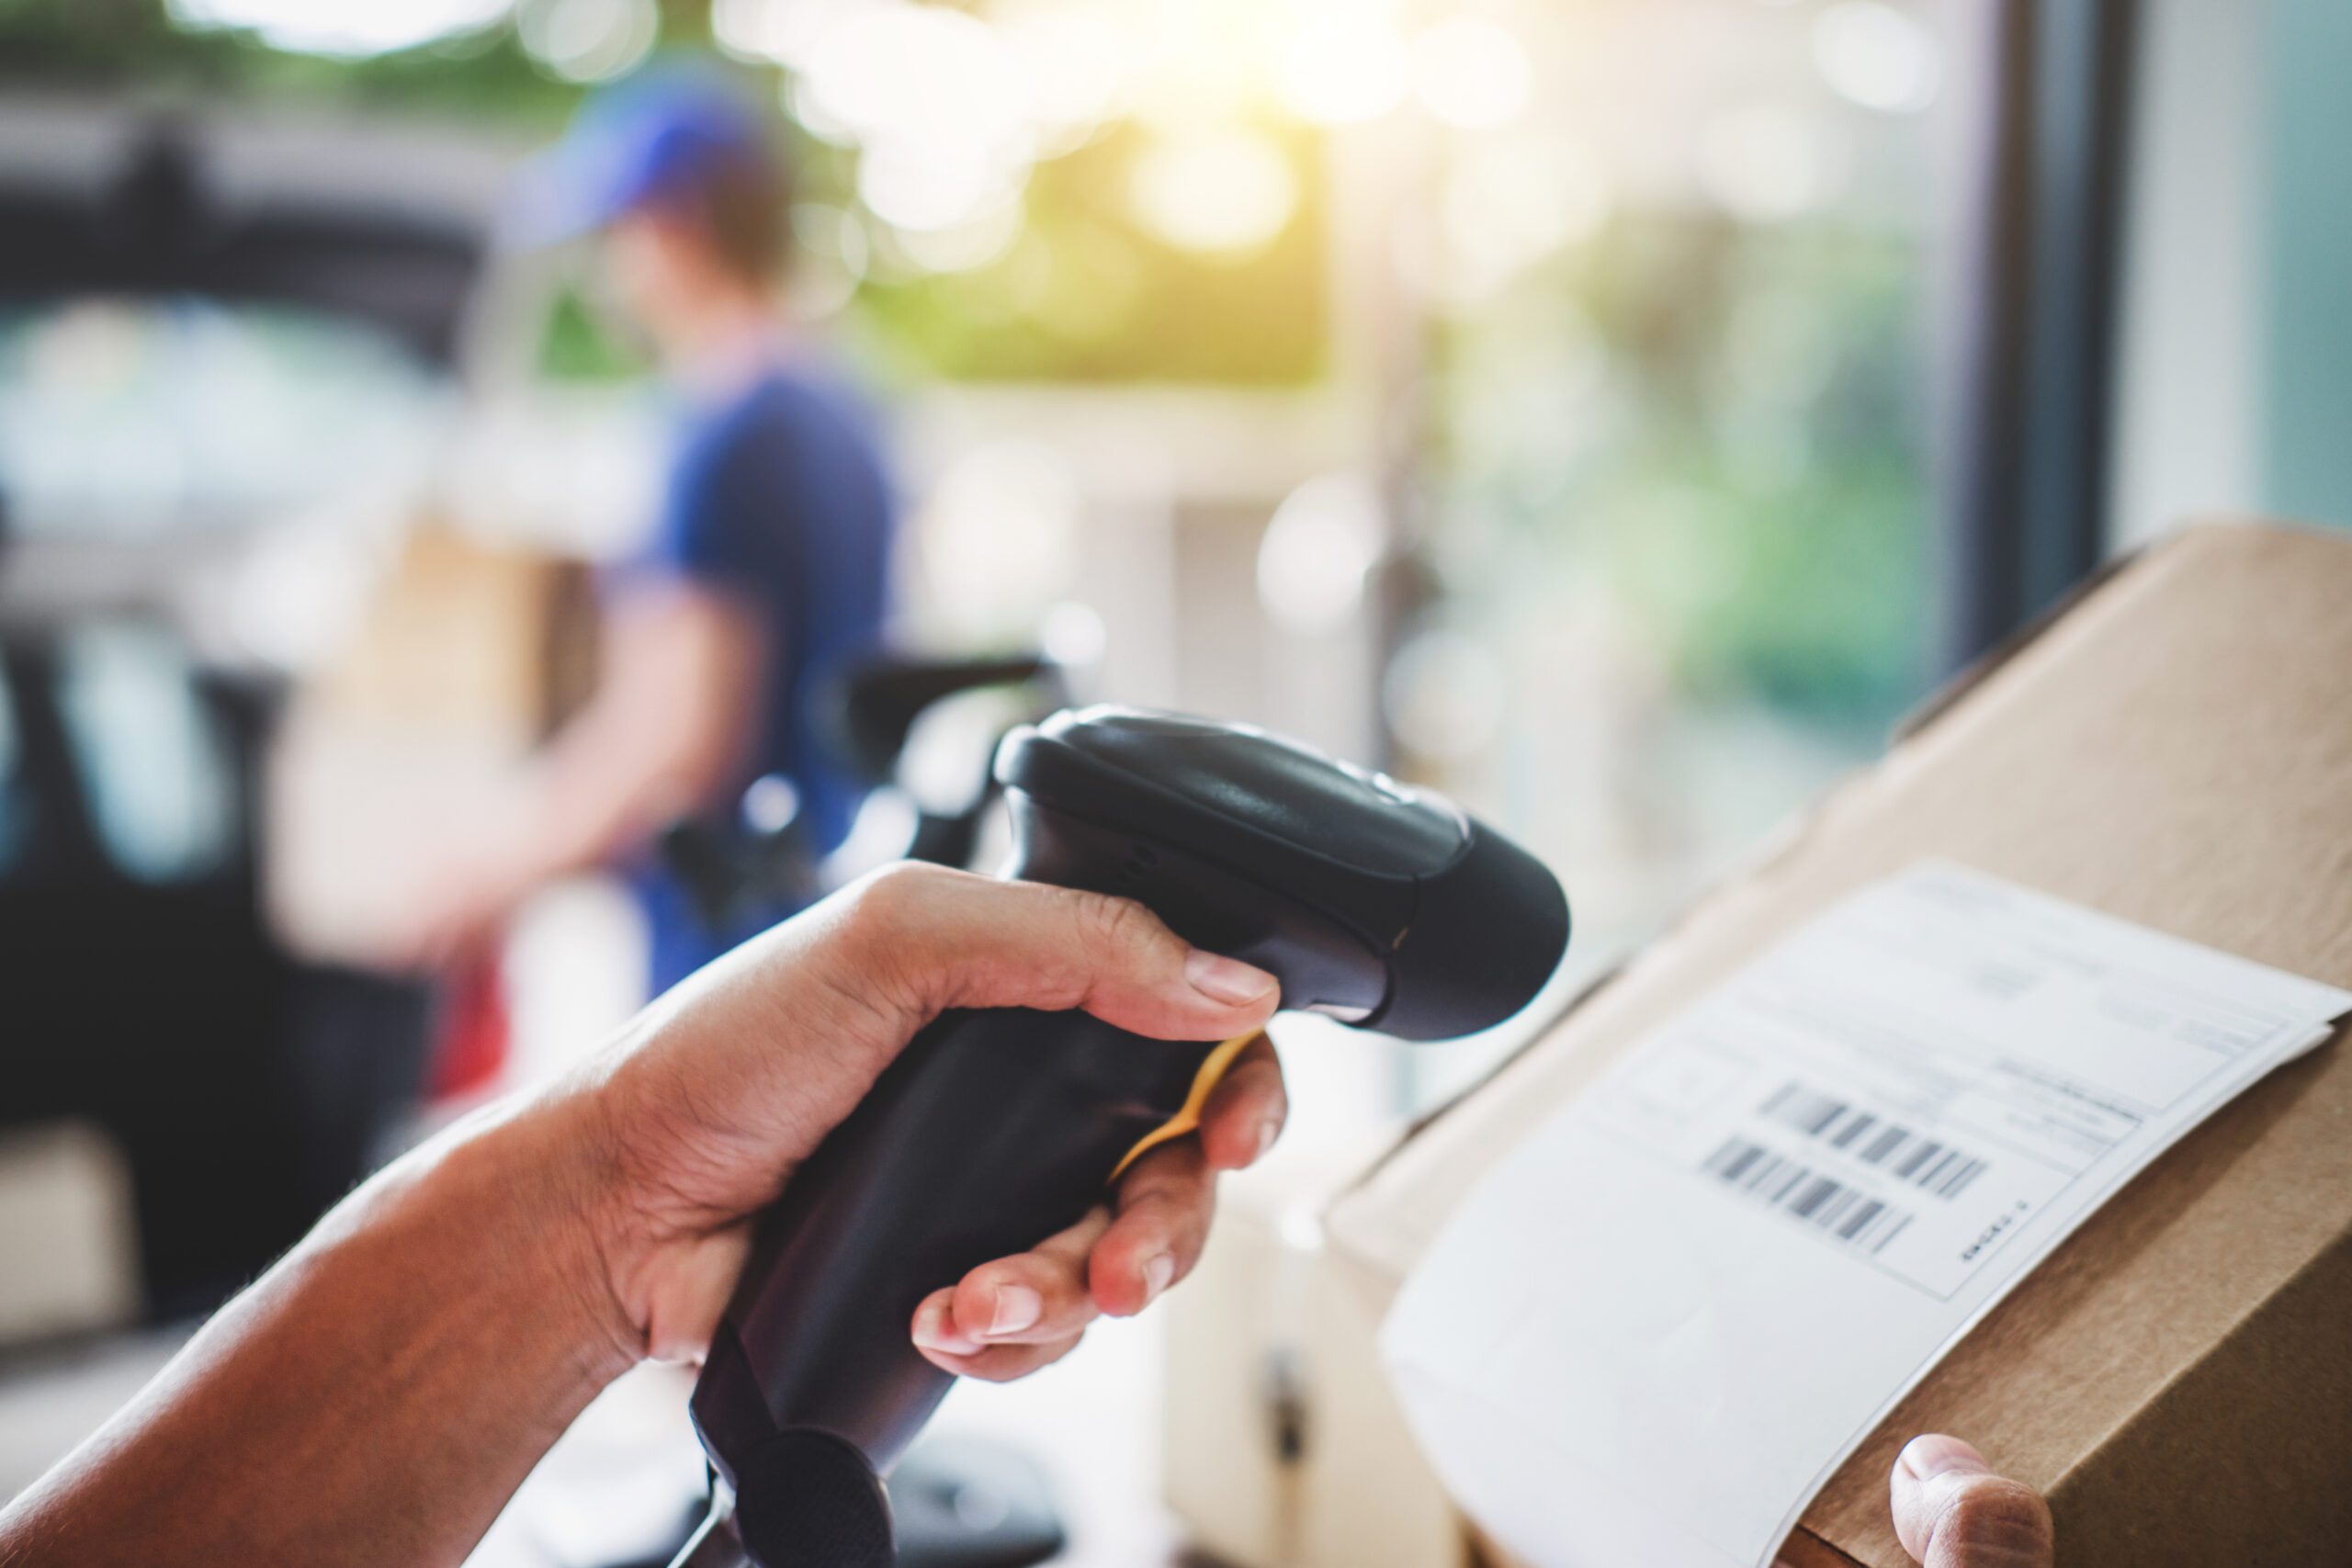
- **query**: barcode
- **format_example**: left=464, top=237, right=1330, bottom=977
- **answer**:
left=1759, top=1082, right=1987, bottom=1199
left=1702, top=1136, right=1913, bottom=1253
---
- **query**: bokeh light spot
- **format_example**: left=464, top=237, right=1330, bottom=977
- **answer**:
left=517, top=0, right=658, bottom=84
left=1258, top=472, right=1387, bottom=635
left=1812, top=1, right=1940, bottom=115
left=1128, top=128, right=1298, bottom=254
left=1276, top=6, right=1410, bottom=126
left=1411, top=17, right=1533, bottom=132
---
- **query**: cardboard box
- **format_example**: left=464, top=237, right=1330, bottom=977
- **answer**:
left=1163, top=1148, right=1474, bottom=1568
left=1324, top=522, right=2352, bottom=1568
left=304, top=524, right=598, bottom=744
left=266, top=525, right=599, bottom=964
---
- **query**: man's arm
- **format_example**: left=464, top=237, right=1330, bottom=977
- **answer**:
left=1, top=867, right=1286, bottom=1566
left=521, top=581, right=764, bottom=876
left=0, top=1096, right=628, bottom=1568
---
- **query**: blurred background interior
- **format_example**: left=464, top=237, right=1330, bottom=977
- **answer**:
left=1, top=0, right=2346, bottom=1564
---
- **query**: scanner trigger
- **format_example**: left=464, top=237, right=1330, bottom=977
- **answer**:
left=1108, top=1031, right=1264, bottom=1181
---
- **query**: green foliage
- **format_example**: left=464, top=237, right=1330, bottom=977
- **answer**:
left=537, top=282, right=652, bottom=382
left=1, top=1, right=1324, bottom=386
left=1434, top=211, right=1933, bottom=726
left=0, top=0, right=582, bottom=127
left=846, top=123, right=1327, bottom=387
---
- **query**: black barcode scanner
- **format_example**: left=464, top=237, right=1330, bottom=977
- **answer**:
left=673, top=707, right=1569, bottom=1568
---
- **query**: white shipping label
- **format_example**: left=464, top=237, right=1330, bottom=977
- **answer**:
left=1380, top=862, right=2351, bottom=1568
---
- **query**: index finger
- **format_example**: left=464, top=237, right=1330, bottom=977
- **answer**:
left=1195, top=1034, right=1286, bottom=1170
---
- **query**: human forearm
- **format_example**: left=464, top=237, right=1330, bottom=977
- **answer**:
left=506, top=705, right=717, bottom=882
left=484, top=593, right=758, bottom=886
left=0, top=1096, right=631, bottom=1568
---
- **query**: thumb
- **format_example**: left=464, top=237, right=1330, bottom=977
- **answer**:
left=1890, top=1436, right=2054, bottom=1568
left=828, top=863, right=1282, bottom=1042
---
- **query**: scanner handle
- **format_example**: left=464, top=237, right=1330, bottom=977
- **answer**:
left=688, top=1007, right=1222, bottom=1491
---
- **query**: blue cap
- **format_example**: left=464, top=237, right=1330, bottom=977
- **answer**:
left=514, top=64, right=783, bottom=244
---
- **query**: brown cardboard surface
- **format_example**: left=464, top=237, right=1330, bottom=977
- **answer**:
left=265, top=525, right=597, bottom=964
left=1326, top=521, right=2352, bottom=1567
left=1162, top=1149, right=1471, bottom=1568
left=308, top=525, right=596, bottom=739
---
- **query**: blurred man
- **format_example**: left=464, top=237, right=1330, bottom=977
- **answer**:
left=398, top=69, right=894, bottom=992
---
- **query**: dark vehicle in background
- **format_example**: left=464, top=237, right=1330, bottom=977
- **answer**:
left=0, top=96, right=507, bottom=1318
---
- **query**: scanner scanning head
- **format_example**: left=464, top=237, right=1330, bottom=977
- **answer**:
left=993, top=706, right=1568, bottom=1039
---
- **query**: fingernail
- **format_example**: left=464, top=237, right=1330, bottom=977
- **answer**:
left=988, top=1284, right=1042, bottom=1337
left=1186, top=951, right=1277, bottom=1006
left=1142, top=1252, right=1176, bottom=1301
left=1899, top=1435, right=1989, bottom=1481
left=912, top=1296, right=978, bottom=1355
left=1251, top=1115, right=1284, bottom=1162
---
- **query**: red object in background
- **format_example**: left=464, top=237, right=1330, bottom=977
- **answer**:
left=429, top=950, right=510, bottom=1100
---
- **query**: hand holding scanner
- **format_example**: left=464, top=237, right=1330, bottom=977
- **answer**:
left=676, top=707, right=1570, bottom=1567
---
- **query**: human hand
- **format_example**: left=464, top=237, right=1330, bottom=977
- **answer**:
left=375, top=850, right=529, bottom=974
left=904, top=1022, right=1283, bottom=1382
left=564, top=863, right=1287, bottom=1371
left=0, top=866, right=1284, bottom=1568
left=361, top=795, right=545, bottom=975
left=1889, top=1436, right=2054, bottom=1568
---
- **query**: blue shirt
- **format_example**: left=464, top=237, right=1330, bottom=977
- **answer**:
left=618, top=362, right=895, bottom=992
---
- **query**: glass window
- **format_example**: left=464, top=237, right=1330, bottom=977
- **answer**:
left=54, top=623, right=238, bottom=885
left=1393, top=0, right=1944, bottom=1045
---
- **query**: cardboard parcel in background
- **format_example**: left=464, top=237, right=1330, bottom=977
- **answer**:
left=1324, top=522, right=2352, bottom=1568
left=266, top=524, right=598, bottom=964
